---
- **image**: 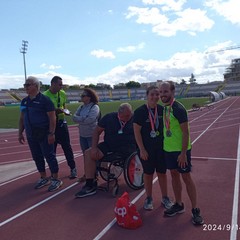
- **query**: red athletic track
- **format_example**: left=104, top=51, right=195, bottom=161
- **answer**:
left=1, top=97, right=240, bottom=240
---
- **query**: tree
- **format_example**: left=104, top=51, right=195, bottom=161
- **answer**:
left=180, top=79, right=186, bottom=85
left=125, top=81, right=141, bottom=88
left=189, top=73, right=196, bottom=84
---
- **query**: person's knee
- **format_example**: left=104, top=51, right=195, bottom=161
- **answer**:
left=181, top=172, right=192, bottom=184
left=170, top=169, right=180, bottom=178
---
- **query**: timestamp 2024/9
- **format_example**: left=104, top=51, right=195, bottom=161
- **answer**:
left=203, top=224, right=240, bottom=231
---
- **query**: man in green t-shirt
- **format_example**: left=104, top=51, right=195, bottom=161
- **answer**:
left=159, top=81, right=204, bottom=226
left=44, top=76, right=77, bottom=179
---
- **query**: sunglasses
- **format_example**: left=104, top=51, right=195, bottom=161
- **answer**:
left=81, top=93, right=89, bottom=97
left=23, top=83, right=33, bottom=87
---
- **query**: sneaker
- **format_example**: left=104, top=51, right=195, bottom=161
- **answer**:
left=164, top=202, right=185, bottom=216
left=144, top=196, right=153, bottom=210
left=34, top=178, right=50, bottom=189
left=75, top=184, right=97, bottom=198
left=192, top=208, right=204, bottom=225
left=161, top=196, right=173, bottom=209
left=69, top=168, right=77, bottom=179
left=48, top=178, right=63, bottom=192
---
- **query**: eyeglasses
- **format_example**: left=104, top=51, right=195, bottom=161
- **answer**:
left=23, top=83, right=33, bottom=87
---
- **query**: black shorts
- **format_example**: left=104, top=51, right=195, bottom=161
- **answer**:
left=138, top=147, right=166, bottom=175
left=164, top=149, right=192, bottom=173
left=97, top=142, right=136, bottom=160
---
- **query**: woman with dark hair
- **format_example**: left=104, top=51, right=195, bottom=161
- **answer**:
left=73, top=88, right=100, bottom=182
left=133, top=86, right=172, bottom=210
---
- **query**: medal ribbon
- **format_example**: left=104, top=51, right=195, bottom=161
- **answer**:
left=118, top=114, right=127, bottom=132
left=147, top=104, right=159, bottom=132
left=164, top=98, right=175, bottom=131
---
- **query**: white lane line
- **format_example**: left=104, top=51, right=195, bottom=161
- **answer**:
left=0, top=182, right=79, bottom=227
left=0, top=153, right=83, bottom=186
left=230, top=126, right=240, bottom=240
left=192, top=98, right=238, bottom=145
left=192, top=156, right=237, bottom=161
left=95, top=97, right=239, bottom=239
left=93, top=178, right=158, bottom=240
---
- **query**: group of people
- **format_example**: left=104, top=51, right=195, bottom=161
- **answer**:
left=18, top=76, right=204, bottom=225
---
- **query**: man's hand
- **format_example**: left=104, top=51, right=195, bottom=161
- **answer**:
left=55, top=108, right=64, bottom=115
left=177, top=152, right=188, bottom=168
left=18, top=133, right=25, bottom=144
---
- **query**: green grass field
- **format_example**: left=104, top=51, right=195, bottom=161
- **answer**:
left=0, top=97, right=209, bottom=129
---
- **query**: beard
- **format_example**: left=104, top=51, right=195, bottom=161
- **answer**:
left=161, top=96, right=172, bottom=103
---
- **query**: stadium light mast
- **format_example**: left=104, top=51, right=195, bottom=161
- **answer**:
left=20, top=40, right=28, bottom=80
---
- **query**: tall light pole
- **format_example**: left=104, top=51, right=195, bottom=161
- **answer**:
left=20, top=40, right=28, bottom=80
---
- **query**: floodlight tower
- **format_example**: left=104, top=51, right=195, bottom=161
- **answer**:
left=20, top=40, right=28, bottom=80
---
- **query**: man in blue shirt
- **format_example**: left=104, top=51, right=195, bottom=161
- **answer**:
left=18, top=76, right=62, bottom=192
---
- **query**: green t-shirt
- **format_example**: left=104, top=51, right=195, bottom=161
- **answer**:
left=163, top=100, right=191, bottom=152
left=43, top=89, right=66, bottom=121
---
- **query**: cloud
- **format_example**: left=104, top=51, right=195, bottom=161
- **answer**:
left=142, top=0, right=187, bottom=12
left=205, top=0, right=240, bottom=25
left=117, top=42, right=145, bottom=53
left=90, top=49, right=115, bottom=59
left=40, top=63, right=62, bottom=70
left=1, top=42, right=240, bottom=90
left=126, top=4, right=214, bottom=37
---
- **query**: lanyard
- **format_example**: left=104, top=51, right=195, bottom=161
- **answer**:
left=164, top=98, right=175, bottom=131
left=147, top=104, right=159, bottom=131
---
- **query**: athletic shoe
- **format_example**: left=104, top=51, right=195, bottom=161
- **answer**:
left=75, top=184, right=97, bottom=198
left=164, top=203, right=185, bottom=216
left=144, top=196, right=153, bottom=210
left=34, top=178, right=50, bottom=189
left=48, top=178, right=63, bottom=192
left=69, top=168, right=77, bottom=179
left=192, top=208, right=204, bottom=225
left=161, top=196, right=173, bottom=209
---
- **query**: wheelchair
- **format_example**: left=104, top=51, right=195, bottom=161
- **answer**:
left=97, top=151, right=144, bottom=197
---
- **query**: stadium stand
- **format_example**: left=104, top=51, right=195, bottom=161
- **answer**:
left=2, top=80, right=240, bottom=104
left=221, top=81, right=240, bottom=95
left=0, top=90, right=18, bottom=105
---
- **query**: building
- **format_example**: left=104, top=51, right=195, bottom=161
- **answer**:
left=223, top=58, right=240, bottom=82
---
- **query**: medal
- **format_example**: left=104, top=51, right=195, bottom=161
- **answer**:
left=118, top=129, right=123, bottom=134
left=147, top=104, right=159, bottom=139
left=164, top=99, right=175, bottom=138
left=118, top=114, right=127, bottom=135
left=150, top=130, right=156, bottom=138
left=166, top=130, right=172, bottom=137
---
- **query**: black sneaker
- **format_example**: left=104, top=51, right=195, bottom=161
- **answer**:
left=164, top=202, right=185, bottom=217
left=192, top=208, right=204, bottom=225
left=34, top=178, right=50, bottom=189
left=48, top=178, right=63, bottom=192
left=75, top=184, right=97, bottom=198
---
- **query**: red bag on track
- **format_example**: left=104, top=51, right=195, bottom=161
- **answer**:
left=114, top=192, right=142, bottom=229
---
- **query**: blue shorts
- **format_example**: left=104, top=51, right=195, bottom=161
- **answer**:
left=80, top=136, right=92, bottom=153
left=164, top=150, right=192, bottom=173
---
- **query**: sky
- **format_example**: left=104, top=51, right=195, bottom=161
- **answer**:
left=0, top=0, right=240, bottom=89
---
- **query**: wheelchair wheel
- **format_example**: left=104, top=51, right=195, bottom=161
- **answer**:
left=124, top=152, right=144, bottom=190
left=99, top=161, right=123, bottom=182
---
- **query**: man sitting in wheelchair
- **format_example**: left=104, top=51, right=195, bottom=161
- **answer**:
left=75, top=103, right=136, bottom=198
